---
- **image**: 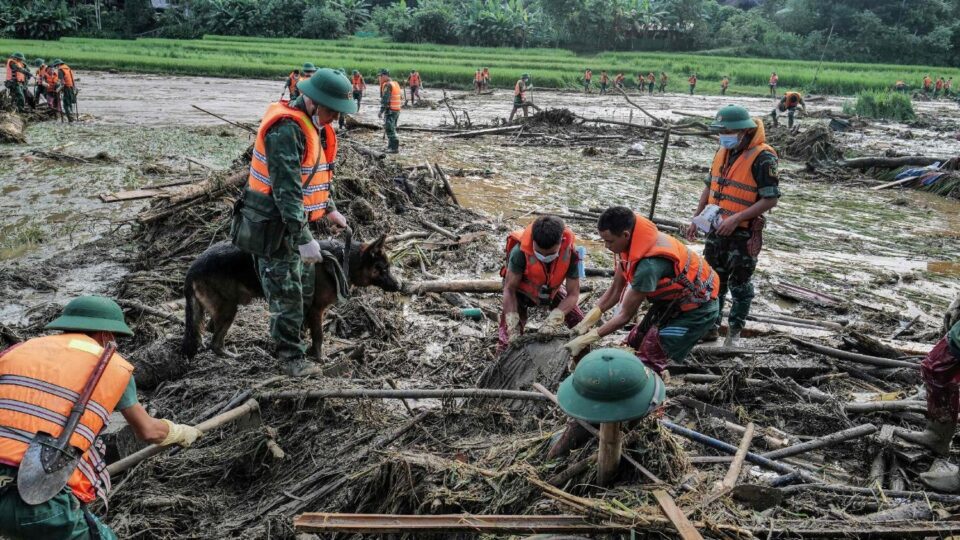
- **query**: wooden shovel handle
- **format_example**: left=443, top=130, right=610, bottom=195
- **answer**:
left=58, top=342, right=116, bottom=447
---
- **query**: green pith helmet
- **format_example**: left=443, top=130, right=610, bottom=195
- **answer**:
left=45, top=296, right=134, bottom=336
left=11, top=52, right=25, bottom=61
left=32, top=58, right=45, bottom=67
left=352, top=69, right=359, bottom=75
left=297, top=68, right=358, bottom=114
left=557, top=348, right=665, bottom=423
left=378, top=68, right=389, bottom=76
left=710, top=105, right=756, bottom=131
left=302, top=62, right=317, bottom=73
left=50, top=59, right=63, bottom=67
left=521, top=73, right=530, bottom=80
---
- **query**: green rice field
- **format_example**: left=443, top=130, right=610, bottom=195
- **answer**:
left=2, top=35, right=958, bottom=96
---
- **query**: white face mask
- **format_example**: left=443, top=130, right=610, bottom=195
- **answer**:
left=719, top=133, right=740, bottom=149
left=534, top=251, right=559, bottom=263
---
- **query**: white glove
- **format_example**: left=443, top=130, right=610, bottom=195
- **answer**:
left=541, top=309, right=566, bottom=334
left=563, top=329, right=601, bottom=356
left=298, top=239, right=323, bottom=264
left=160, top=419, right=202, bottom=448
left=505, top=312, right=522, bottom=344
left=571, top=307, right=603, bottom=335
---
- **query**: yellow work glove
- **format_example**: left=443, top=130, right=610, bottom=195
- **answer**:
left=563, top=329, right=600, bottom=357
left=160, top=419, right=202, bottom=448
left=505, top=312, right=523, bottom=344
left=540, top=309, right=566, bottom=334
left=571, top=307, right=603, bottom=335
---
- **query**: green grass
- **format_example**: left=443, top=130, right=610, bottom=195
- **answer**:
left=2, top=35, right=959, bottom=96
left=842, top=91, right=916, bottom=121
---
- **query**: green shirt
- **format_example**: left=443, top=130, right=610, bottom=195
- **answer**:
left=704, top=149, right=781, bottom=199
left=507, top=245, right=580, bottom=280
left=629, top=257, right=675, bottom=293
left=116, top=377, right=138, bottom=410
left=263, top=98, right=337, bottom=246
left=949, top=319, right=960, bottom=357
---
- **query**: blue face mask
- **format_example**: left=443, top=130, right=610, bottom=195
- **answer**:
left=535, top=251, right=559, bottom=263
left=719, top=134, right=740, bottom=149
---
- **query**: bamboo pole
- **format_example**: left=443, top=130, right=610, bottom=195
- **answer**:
left=258, top=388, right=549, bottom=401
left=597, top=422, right=623, bottom=487
left=648, top=127, right=670, bottom=220
left=718, top=422, right=754, bottom=491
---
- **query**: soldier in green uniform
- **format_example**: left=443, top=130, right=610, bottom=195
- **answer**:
left=378, top=69, right=401, bottom=153
left=4, top=53, right=31, bottom=112
left=686, top=105, right=780, bottom=346
left=233, top=69, right=355, bottom=376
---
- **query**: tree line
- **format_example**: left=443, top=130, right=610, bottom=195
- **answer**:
left=3, top=0, right=960, bottom=67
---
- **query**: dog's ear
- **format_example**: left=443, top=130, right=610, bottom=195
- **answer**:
left=362, top=234, right=388, bottom=257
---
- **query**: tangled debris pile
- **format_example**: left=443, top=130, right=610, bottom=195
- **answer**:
left=766, top=123, right=845, bottom=163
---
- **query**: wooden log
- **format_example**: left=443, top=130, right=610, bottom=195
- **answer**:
left=838, top=155, right=947, bottom=169
left=443, top=125, right=523, bottom=139
left=190, top=104, right=255, bottom=134
left=165, top=170, right=246, bottom=206
left=257, top=388, right=549, bottom=402
left=719, top=422, right=754, bottom=491
left=760, top=424, right=876, bottom=460
left=420, top=218, right=459, bottom=240
left=779, top=483, right=960, bottom=504
left=116, top=298, right=182, bottom=325
left=615, top=88, right=664, bottom=126
left=107, top=399, right=260, bottom=475
left=385, top=231, right=430, bottom=244
left=648, top=127, right=670, bottom=219
left=100, top=189, right=165, bottom=203
left=0, top=112, right=26, bottom=143
left=789, top=337, right=920, bottom=369
left=597, top=422, right=623, bottom=487
left=346, top=140, right=385, bottom=160
left=843, top=401, right=926, bottom=413
left=433, top=163, right=460, bottom=206
left=651, top=490, right=704, bottom=540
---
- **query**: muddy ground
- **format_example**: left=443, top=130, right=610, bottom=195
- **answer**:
left=2, top=72, right=960, bottom=539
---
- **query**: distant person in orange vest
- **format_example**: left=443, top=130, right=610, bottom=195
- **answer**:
left=771, top=91, right=806, bottom=128
left=4, top=52, right=31, bottom=112
left=687, top=105, right=781, bottom=346
left=946, top=77, right=954, bottom=97
left=768, top=71, right=778, bottom=97
left=407, top=70, right=422, bottom=104
left=42, top=64, right=62, bottom=113
left=935, top=76, right=944, bottom=98
left=583, top=69, right=592, bottom=93
left=51, top=59, right=77, bottom=122
left=509, top=73, right=540, bottom=122
left=923, top=74, right=933, bottom=94
left=285, top=62, right=315, bottom=101
left=659, top=71, right=668, bottom=93
left=0, top=296, right=201, bottom=539
left=646, top=72, right=655, bottom=94
left=351, top=69, right=366, bottom=109
left=500, top=215, right=585, bottom=351
left=599, top=70, right=609, bottom=95
left=720, top=76, right=730, bottom=95
left=614, top=72, right=625, bottom=90
left=563, top=207, right=719, bottom=373
left=474, top=68, right=483, bottom=94
left=28, top=58, right=45, bottom=109
left=378, top=69, right=402, bottom=153
left=688, top=73, right=697, bottom=95
left=482, top=67, right=490, bottom=90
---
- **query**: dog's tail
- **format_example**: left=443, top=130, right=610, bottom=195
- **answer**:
left=181, top=270, right=204, bottom=358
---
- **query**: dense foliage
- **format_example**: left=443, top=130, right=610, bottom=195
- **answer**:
left=3, top=0, right=960, bottom=67
left=842, top=91, right=916, bottom=122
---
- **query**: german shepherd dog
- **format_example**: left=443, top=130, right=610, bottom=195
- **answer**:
left=181, top=235, right=401, bottom=360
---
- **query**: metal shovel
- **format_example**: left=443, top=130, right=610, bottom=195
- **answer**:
left=17, top=342, right=117, bottom=505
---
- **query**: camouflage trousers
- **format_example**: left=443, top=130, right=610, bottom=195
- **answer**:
left=384, top=110, right=400, bottom=151
left=256, top=246, right=316, bottom=363
left=4, top=81, right=25, bottom=112
left=703, top=228, right=762, bottom=332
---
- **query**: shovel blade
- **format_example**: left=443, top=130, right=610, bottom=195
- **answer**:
left=16, top=433, right=80, bottom=505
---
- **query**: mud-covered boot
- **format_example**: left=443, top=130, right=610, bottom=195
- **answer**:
left=724, top=328, right=742, bottom=347
left=547, top=419, right=593, bottom=460
left=700, top=328, right=720, bottom=343
left=284, top=357, right=322, bottom=378
left=920, top=459, right=960, bottom=493
left=897, top=419, right=956, bottom=455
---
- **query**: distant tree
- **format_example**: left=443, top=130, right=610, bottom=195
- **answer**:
left=1, top=0, right=78, bottom=40
left=334, top=0, right=371, bottom=34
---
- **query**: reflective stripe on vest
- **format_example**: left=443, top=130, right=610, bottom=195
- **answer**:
left=708, top=139, right=776, bottom=228
left=384, top=81, right=402, bottom=111
left=246, top=101, right=337, bottom=222
left=288, top=72, right=299, bottom=92
left=59, top=65, right=74, bottom=88
left=0, top=334, right=133, bottom=503
left=501, top=226, right=576, bottom=305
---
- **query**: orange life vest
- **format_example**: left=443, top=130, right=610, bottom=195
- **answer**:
left=247, top=101, right=337, bottom=222
left=708, top=120, right=776, bottom=229
left=409, top=73, right=421, bottom=86
left=584, top=70, right=592, bottom=81
left=5, top=59, right=25, bottom=83
left=615, top=74, right=624, bottom=84
left=647, top=73, right=655, bottom=83
left=501, top=225, right=576, bottom=304
left=34, top=65, right=47, bottom=84
left=0, top=334, right=134, bottom=504
left=382, top=80, right=401, bottom=111
left=288, top=71, right=299, bottom=93
left=721, top=78, right=729, bottom=88
left=769, top=75, right=778, bottom=85
left=600, top=73, right=609, bottom=83
left=58, top=64, right=74, bottom=88
left=475, top=71, right=482, bottom=82
left=351, top=74, right=365, bottom=91
left=514, top=80, right=525, bottom=100
left=42, top=69, right=59, bottom=89
left=923, top=77, right=932, bottom=88
left=615, top=215, right=718, bottom=312
left=482, top=68, right=489, bottom=80
left=688, top=75, right=696, bottom=85
left=783, top=91, right=801, bottom=107
left=936, top=79, right=944, bottom=90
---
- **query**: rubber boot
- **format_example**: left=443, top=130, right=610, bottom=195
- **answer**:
left=897, top=419, right=956, bottom=456
left=724, top=328, right=741, bottom=347
left=700, top=328, right=720, bottom=343
left=284, top=357, right=321, bottom=377
left=920, top=458, right=960, bottom=493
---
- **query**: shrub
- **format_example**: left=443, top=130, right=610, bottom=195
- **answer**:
left=301, top=5, right=347, bottom=39
left=843, top=91, right=915, bottom=122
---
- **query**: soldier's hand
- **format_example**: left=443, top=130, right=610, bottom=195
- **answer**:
left=715, top=216, right=740, bottom=237
left=326, top=210, right=347, bottom=232
left=298, top=240, right=323, bottom=264
left=685, top=222, right=699, bottom=241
